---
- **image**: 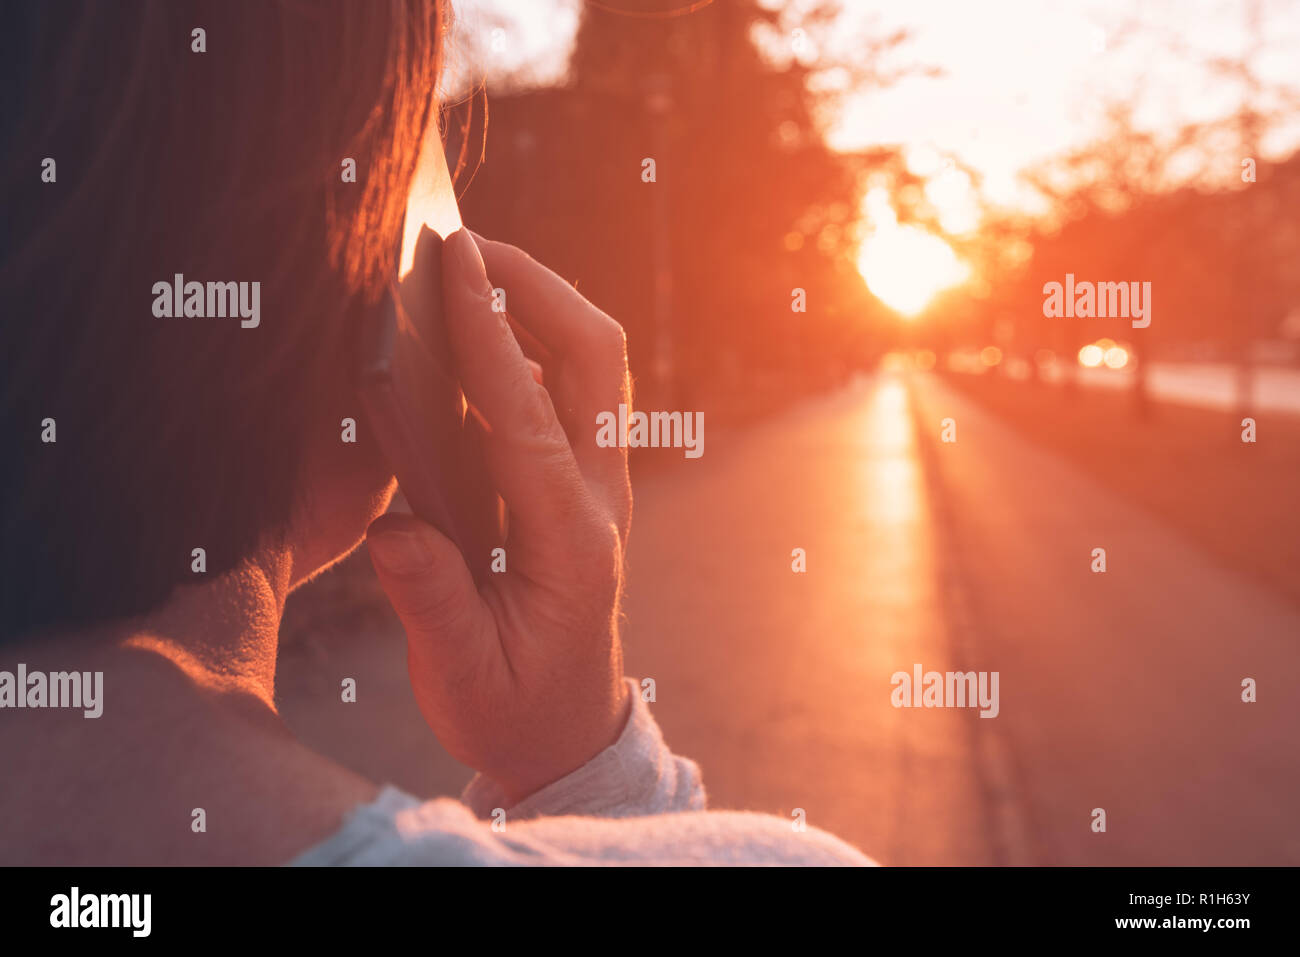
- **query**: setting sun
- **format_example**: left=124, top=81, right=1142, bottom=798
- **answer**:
left=856, top=187, right=969, bottom=317
left=859, top=224, right=969, bottom=316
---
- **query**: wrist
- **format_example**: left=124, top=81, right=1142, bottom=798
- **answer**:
left=497, top=678, right=632, bottom=805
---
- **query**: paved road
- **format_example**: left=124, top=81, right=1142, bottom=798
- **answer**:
left=618, top=374, right=995, bottom=864
left=280, top=371, right=1300, bottom=864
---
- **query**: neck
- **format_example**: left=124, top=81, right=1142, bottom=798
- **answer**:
left=0, top=543, right=387, bottom=866
left=103, top=547, right=294, bottom=712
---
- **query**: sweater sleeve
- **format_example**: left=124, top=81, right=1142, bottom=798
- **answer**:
left=459, top=677, right=706, bottom=820
left=290, top=676, right=874, bottom=865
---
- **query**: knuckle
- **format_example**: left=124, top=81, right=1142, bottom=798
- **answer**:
left=558, top=516, right=623, bottom=621
left=576, top=312, right=626, bottom=367
left=517, top=381, right=562, bottom=442
left=579, top=514, right=623, bottom=569
left=600, top=316, right=627, bottom=359
left=494, top=238, right=533, bottom=264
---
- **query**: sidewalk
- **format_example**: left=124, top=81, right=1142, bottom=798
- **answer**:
left=909, top=371, right=1300, bottom=864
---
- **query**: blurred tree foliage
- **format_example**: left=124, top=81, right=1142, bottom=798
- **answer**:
left=948, top=127, right=1300, bottom=376
left=453, top=0, right=909, bottom=417
left=939, top=3, right=1300, bottom=414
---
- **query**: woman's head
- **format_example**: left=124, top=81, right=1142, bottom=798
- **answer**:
left=0, top=0, right=445, bottom=641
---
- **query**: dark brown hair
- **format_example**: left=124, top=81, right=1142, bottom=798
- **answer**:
left=0, top=0, right=444, bottom=639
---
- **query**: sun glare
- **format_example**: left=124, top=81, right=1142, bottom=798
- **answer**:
left=858, top=224, right=970, bottom=316
left=856, top=188, right=969, bottom=317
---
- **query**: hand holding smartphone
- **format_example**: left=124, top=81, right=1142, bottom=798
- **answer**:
left=364, top=205, right=638, bottom=801
left=357, top=140, right=505, bottom=582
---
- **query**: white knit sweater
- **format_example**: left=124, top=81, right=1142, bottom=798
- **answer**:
left=291, top=679, right=873, bottom=866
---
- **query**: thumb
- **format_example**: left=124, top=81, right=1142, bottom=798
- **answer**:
left=365, top=512, right=494, bottom=670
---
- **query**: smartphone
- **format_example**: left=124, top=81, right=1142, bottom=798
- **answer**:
left=357, top=135, right=505, bottom=581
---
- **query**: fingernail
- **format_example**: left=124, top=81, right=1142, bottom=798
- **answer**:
left=446, top=228, right=489, bottom=297
left=368, top=527, right=432, bottom=574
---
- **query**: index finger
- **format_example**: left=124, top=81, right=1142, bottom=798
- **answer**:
left=440, top=229, right=589, bottom=547
left=469, top=232, right=629, bottom=379
left=469, top=234, right=631, bottom=522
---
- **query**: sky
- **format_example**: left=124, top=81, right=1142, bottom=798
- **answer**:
left=447, top=0, right=1300, bottom=222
